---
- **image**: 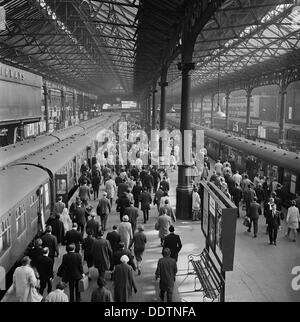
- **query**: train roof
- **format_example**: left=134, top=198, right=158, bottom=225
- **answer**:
left=168, top=116, right=300, bottom=174
left=0, top=165, right=49, bottom=216
left=0, top=135, right=57, bottom=169
left=15, top=115, right=120, bottom=174
left=0, top=114, right=114, bottom=169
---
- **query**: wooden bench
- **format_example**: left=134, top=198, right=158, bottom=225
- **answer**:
left=188, top=249, right=224, bottom=302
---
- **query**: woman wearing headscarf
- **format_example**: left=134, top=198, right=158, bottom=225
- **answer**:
left=118, top=215, right=133, bottom=250
left=129, top=225, right=147, bottom=275
left=114, top=255, right=137, bottom=302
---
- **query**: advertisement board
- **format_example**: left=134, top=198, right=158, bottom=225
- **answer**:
left=200, top=181, right=237, bottom=271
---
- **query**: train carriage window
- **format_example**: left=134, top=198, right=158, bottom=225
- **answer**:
left=16, top=205, right=26, bottom=237
left=0, top=216, right=11, bottom=256
left=44, top=183, right=49, bottom=207
left=30, top=195, right=39, bottom=221
left=56, top=179, right=67, bottom=194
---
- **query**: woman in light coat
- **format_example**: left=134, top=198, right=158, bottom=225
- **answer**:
left=286, top=200, right=300, bottom=242
left=60, top=207, right=73, bottom=234
left=118, top=215, right=133, bottom=250
left=13, top=256, right=42, bottom=302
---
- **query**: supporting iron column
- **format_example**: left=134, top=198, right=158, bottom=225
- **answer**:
left=148, top=93, right=152, bottom=135
left=225, top=91, right=230, bottom=133
left=200, top=96, right=204, bottom=125
left=43, top=83, right=49, bottom=133
left=61, top=89, right=65, bottom=127
left=72, top=91, right=76, bottom=123
left=176, top=61, right=195, bottom=220
left=279, top=84, right=288, bottom=144
left=152, top=85, right=157, bottom=130
left=245, top=88, right=252, bottom=138
left=159, top=66, right=168, bottom=163
left=210, top=94, right=214, bottom=129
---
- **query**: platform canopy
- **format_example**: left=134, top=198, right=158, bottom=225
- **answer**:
left=0, top=0, right=298, bottom=98
left=168, top=0, right=300, bottom=96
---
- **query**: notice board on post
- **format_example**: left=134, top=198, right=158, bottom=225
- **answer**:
left=200, top=181, right=237, bottom=271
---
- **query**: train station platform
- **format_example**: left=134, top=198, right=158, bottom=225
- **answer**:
left=3, top=166, right=300, bottom=302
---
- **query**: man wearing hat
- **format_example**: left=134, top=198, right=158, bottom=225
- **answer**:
left=86, top=212, right=100, bottom=238
left=96, top=192, right=111, bottom=231
left=114, top=255, right=137, bottom=302
left=118, top=215, right=133, bottom=250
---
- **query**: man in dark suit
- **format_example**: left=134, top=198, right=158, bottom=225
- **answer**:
left=47, top=214, right=65, bottom=244
left=155, top=247, right=177, bottom=302
left=231, top=183, right=243, bottom=218
left=64, top=223, right=83, bottom=253
left=106, top=226, right=121, bottom=253
left=53, top=196, right=65, bottom=216
left=151, top=168, right=161, bottom=193
left=124, top=202, right=140, bottom=234
left=78, top=180, right=90, bottom=207
left=59, top=244, right=84, bottom=302
left=116, top=192, right=130, bottom=222
left=140, top=188, right=152, bottom=223
left=160, top=177, right=170, bottom=193
left=35, top=247, right=54, bottom=296
left=72, top=199, right=89, bottom=234
left=117, top=180, right=129, bottom=199
left=41, top=226, right=59, bottom=261
left=91, top=230, right=112, bottom=279
left=266, top=203, right=281, bottom=245
left=132, top=180, right=142, bottom=209
left=113, top=242, right=136, bottom=272
left=163, top=226, right=182, bottom=262
left=142, top=170, right=154, bottom=193
left=86, top=213, right=100, bottom=237
left=248, top=197, right=261, bottom=238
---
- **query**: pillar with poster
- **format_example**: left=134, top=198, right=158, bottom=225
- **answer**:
left=199, top=181, right=237, bottom=302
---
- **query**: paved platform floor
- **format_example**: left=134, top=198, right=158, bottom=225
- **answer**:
left=3, top=167, right=300, bottom=302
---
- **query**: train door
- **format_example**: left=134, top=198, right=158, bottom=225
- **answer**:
left=36, top=185, right=46, bottom=234
left=73, top=157, right=77, bottom=185
left=86, top=146, right=92, bottom=169
left=55, top=174, right=68, bottom=207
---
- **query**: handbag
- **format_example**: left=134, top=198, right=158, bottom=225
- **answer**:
left=243, top=217, right=250, bottom=228
left=155, top=222, right=159, bottom=231
left=78, top=275, right=89, bottom=292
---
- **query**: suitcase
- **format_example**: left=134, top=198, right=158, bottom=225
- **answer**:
left=78, top=275, right=89, bottom=292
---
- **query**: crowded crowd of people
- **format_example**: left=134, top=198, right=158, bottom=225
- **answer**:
left=13, top=141, right=182, bottom=302
left=10, top=119, right=300, bottom=303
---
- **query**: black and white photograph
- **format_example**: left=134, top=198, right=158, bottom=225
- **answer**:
left=1, top=0, right=300, bottom=311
